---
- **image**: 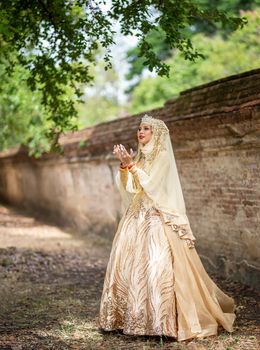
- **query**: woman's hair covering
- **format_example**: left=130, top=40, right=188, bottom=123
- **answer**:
left=116, top=113, right=196, bottom=247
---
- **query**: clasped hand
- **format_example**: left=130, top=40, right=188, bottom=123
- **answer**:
left=113, top=144, right=134, bottom=167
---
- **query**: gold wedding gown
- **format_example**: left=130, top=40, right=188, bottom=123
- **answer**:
left=98, top=158, right=236, bottom=341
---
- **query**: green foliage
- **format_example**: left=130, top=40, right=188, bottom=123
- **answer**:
left=125, top=28, right=172, bottom=93
left=191, top=0, right=257, bottom=34
left=0, top=0, right=247, bottom=155
left=0, top=60, right=52, bottom=157
left=125, top=0, right=256, bottom=87
left=77, top=96, right=120, bottom=128
left=129, top=9, right=260, bottom=115
left=194, top=0, right=258, bottom=15
left=76, top=59, right=122, bottom=128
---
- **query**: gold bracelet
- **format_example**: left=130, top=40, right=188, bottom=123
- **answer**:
left=120, top=162, right=128, bottom=169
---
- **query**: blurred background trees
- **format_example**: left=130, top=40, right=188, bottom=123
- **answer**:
left=129, top=9, right=260, bottom=114
left=0, top=1, right=258, bottom=156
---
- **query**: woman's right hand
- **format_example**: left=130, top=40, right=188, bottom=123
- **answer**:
left=113, top=144, right=124, bottom=164
left=113, top=144, right=135, bottom=167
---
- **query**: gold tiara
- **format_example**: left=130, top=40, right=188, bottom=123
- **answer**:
left=141, top=114, right=169, bottom=133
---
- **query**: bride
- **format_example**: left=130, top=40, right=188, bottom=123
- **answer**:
left=98, top=114, right=236, bottom=341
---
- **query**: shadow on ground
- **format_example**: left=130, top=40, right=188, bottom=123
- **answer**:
left=0, top=202, right=259, bottom=350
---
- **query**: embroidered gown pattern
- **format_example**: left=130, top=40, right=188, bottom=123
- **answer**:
left=98, top=154, right=236, bottom=341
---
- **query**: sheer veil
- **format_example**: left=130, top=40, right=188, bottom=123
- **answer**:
left=116, top=114, right=196, bottom=247
left=136, top=122, right=187, bottom=216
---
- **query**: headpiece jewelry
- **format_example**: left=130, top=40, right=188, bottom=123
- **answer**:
left=141, top=114, right=169, bottom=135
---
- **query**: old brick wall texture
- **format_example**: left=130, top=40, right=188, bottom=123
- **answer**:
left=0, top=68, right=259, bottom=288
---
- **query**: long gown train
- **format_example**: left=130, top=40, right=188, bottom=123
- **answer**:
left=98, top=188, right=236, bottom=341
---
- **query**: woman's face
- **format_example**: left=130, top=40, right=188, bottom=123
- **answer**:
left=137, top=123, right=153, bottom=145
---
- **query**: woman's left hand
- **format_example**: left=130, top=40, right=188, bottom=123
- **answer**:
left=117, top=144, right=134, bottom=166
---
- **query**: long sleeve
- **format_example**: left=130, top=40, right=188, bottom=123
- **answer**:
left=116, top=167, right=141, bottom=194
left=115, top=166, right=140, bottom=212
left=119, top=167, right=128, bottom=189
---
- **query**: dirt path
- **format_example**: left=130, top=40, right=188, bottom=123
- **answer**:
left=0, top=203, right=259, bottom=350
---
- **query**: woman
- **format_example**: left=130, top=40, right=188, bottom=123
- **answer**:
left=98, top=114, right=236, bottom=341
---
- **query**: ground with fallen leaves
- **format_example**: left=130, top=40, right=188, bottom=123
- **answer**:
left=0, top=202, right=259, bottom=350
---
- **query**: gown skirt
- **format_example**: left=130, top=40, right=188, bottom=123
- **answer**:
left=98, top=190, right=236, bottom=341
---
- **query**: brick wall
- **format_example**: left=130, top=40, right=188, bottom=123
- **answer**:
left=0, top=68, right=259, bottom=288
